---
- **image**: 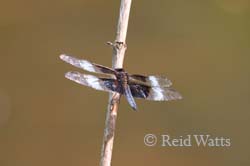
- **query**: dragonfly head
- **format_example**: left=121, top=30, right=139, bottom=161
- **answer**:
left=115, top=68, right=128, bottom=83
left=115, top=68, right=124, bottom=72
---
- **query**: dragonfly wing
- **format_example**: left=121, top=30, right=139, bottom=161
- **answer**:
left=129, top=74, right=172, bottom=87
left=147, top=87, right=182, bottom=101
left=130, top=83, right=182, bottom=101
left=65, top=71, right=118, bottom=93
left=60, top=54, right=116, bottom=75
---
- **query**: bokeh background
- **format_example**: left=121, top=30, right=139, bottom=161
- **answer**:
left=0, top=0, right=250, bottom=166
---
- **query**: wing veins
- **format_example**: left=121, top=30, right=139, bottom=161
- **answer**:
left=60, top=54, right=116, bottom=75
left=129, top=83, right=182, bottom=101
left=65, top=71, right=119, bottom=93
left=129, top=74, right=172, bottom=88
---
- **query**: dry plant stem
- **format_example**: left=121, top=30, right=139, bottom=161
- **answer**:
left=100, top=0, right=132, bottom=166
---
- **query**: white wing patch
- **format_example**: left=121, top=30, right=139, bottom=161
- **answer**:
left=65, top=71, right=109, bottom=92
left=149, top=76, right=160, bottom=87
left=79, top=60, right=96, bottom=73
left=148, top=87, right=182, bottom=101
left=147, top=76, right=181, bottom=100
left=148, top=75, right=172, bottom=87
left=60, top=54, right=95, bottom=73
left=84, top=75, right=103, bottom=90
left=151, top=87, right=165, bottom=100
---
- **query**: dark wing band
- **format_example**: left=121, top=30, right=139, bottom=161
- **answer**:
left=129, top=74, right=172, bottom=87
left=129, top=83, right=182, bottom=101
left=60, top=54, right=116, bottom=75
left=65, top=71, right=119, bottom=93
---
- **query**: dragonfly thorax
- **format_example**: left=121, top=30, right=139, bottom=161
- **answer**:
left=115, top=69, right=129, bottom=87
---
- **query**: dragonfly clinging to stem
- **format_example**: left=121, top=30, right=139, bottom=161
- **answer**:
left=60, top=54, right=182, bottom=110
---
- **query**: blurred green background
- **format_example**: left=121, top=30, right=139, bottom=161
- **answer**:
left=0, top=0, right=249, bottom=166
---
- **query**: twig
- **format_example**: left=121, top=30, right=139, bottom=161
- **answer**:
left=100, top=0, right=132, bottom=166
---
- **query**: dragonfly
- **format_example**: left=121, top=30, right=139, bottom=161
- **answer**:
left=60, top=54, right=182, bottom=111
